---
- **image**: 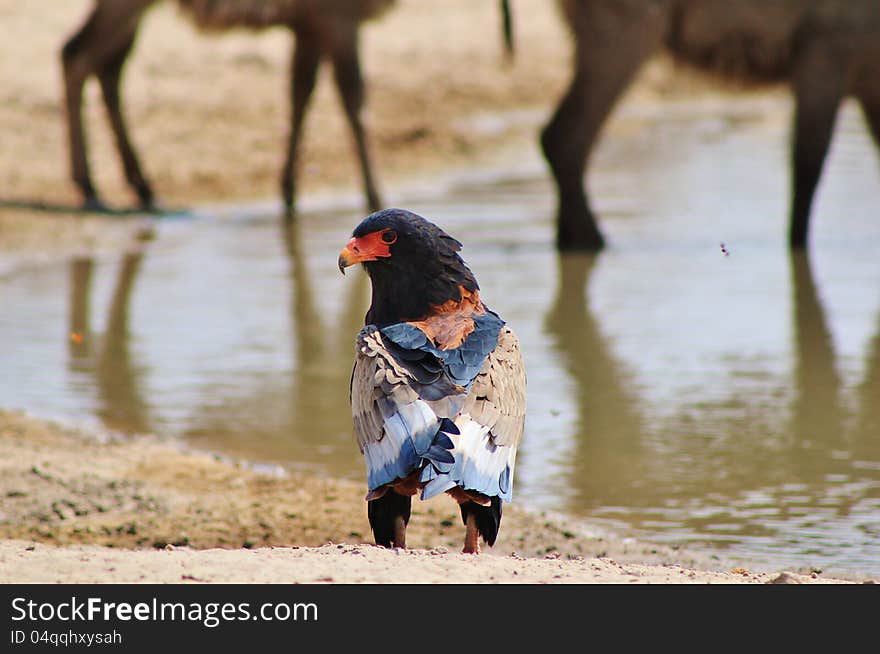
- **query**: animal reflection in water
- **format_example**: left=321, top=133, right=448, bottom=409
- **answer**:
left=281, top=219, right=372, bottom=457
left=543, top=252, right=646, bottom=507
left=68, top=252, right=150, bottom=435
left=542, top=250, right=880, bottom=539
left=63, top=220, right=369, bottom=463
left=162, top=219, right=371, bottom=467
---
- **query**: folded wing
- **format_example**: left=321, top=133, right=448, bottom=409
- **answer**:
left=351, top=318, right=524, bottom=504
left=421, top=326, right=527, bottom=502
left=350, top=326, right=463, bottom=497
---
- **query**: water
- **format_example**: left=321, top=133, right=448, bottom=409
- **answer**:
left=2, top=94, right=878, bottom=578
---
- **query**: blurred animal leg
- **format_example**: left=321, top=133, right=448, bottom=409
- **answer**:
left=62, top=0, right=153, bottom=211
left=281, top=30, right=321, bottom=217
left=97, top=30, right=155, bottom=210
left=541, top=8, right=666, bottom=251
left=329, top=23, right=383, bottom=212
left=789, top=46, right=844, bottom=248
left=62, top=7, right=104, bottom=210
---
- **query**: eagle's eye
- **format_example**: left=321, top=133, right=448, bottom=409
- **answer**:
left=381, top=230, right=398, bottom=244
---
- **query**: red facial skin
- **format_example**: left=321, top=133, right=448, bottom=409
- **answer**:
left=337, top=229, right=396, bottom=272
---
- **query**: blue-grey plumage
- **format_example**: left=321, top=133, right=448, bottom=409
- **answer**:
left=419, top=326, right=525, bottom=504
left=352, top=329, right=456, bottom=492
left=380, top=312, right=506, bottom=388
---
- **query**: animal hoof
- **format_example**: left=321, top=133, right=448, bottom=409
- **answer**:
left=81, top=195, right=108, bottom=213
left=137, top=192, right=161, bottom=214
left=140, top=199, right=167, bottom=215
left=281, top=184, right=295, bottom=213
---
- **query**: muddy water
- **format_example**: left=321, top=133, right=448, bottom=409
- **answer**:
left=2, top=94, right=879, bottom=577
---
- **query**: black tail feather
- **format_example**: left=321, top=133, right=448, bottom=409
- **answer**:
left=459, top=497, right=503, bottom=546
left=368, top=491, right=412, bottom=548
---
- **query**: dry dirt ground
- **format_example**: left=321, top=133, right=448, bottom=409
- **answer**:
left=0, top=409, right=861, bottom=584
left=0, top=2, right=865, bottom=584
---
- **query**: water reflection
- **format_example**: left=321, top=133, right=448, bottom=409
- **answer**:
left=543, top=252, right=647, bottom=507
left=163, top=216, right=369, bottom=475
left=67, top=252, right=150, bottom=435
left=787, top=251, right=848, bottom=480
left=855, top=290, right=880, bottom=464
left=758, top=251, right=880, bottom=565
left=537, top=246, right=879, bottom=570
left=281, top=218, right=370, bottom=461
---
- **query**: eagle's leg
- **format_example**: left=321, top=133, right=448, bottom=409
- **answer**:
left=455, top=495, right=502, bottom=554
left=463, top=513, right=481, bottom=554
left=393, top=515, right=407, bottom=549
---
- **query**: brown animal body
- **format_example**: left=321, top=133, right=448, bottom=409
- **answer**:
left=61, top=0, right=394, bottom=214
left=541, top=0, right=880, bottom=250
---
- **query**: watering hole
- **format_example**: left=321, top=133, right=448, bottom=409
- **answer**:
left=2, top=93, right=879, bottom=577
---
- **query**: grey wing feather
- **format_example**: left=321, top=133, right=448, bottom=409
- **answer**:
left=462, top=326, right=527, bottom=447
left=351, top=326, right=469, bottom=493
left=350, top=327, right=419, bottom=452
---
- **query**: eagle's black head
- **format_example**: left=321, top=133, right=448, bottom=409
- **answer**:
left=338, top=208, right=479, bottom=326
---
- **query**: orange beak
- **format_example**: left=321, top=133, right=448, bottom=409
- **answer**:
left=337, top=231, right=394, bottom=274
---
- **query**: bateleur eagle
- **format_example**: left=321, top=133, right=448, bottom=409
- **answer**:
left=338, top=208, right=526, bottom=554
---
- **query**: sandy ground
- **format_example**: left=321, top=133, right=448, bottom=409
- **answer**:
left=0, top=2, right=867, bottom=584
left=0, top=541, right=847, bottom=584
left=0, top=409, right=866, bottom=584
